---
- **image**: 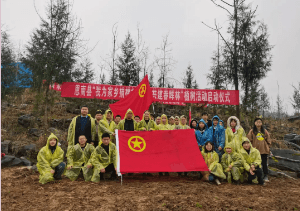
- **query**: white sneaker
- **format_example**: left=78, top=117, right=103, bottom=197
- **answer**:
left=215, top=179, right=221, bottom=185
left=264, top=176, right=269, bottom=182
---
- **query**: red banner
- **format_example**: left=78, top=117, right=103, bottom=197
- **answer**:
left=116, top=129, right=209, bottom=173
left=60, top=82, right=239, bottom=105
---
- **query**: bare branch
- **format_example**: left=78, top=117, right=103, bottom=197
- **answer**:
left=210, top=0, right=233, bottom=16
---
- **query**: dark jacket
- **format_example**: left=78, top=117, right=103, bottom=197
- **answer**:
left=75, top=116, right=93, bottom=145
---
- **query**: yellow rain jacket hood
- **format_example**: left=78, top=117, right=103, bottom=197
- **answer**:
left=137, top=112, right=158, bottom=131
left=225, top=116, right=246, bottom=153
left=116, top=109, right=137, bottom=131
left=240, top=137, right=262, bottom=171
left=158, top=114, right=171, bottom=130
left=221, top=142, right=244, bottom=183
left=36, top=133, right=64, bottom=184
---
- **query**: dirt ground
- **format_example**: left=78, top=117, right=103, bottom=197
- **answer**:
left=1, top=167, right=300, bottom=211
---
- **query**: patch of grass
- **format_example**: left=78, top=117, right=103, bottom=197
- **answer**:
left=195, top=203, right=202, bottom=208
left=162, top=203, right=166, bottom=207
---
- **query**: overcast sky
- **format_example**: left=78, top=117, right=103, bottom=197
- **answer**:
left=2, top=0, right=300, bottom=114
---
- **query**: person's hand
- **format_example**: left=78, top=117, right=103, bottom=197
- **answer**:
left=226, top=168, right=230, bottom=172
left=67, top=166, right=73, bottom=170
left=90, top=142, right=94, bottom=146
left=229, top=165, right=233, bottom=169
left=100, top=168, right=105, bottom=173
left=218, top=146, right=222, bottom=151
left=250, top=169, right=255, bottom=175
left=112, top=133, right=115, bottom=137
left=87, top=165, right=92, bottom=169
left=209, top=169, right=211, bottom=173
left=50, top=169, right=55, bottom=174
left=115, top=168, right=117, bottom=172
left=251, top=165, right=256, bottom=171
left=144, top=128, right=147, bottom=131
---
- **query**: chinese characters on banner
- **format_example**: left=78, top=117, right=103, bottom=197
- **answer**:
left=60, top=82, right=239, bottom=105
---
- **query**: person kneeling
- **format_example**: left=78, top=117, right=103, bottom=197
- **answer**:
left=37, top=133, right=65, bottom=184
left=65, top=135, right=95, bottom=181
left=221, top=143, right=244, bottom=184
left=201, top=141, right=226, bottom=185
left=240, top=137, right=265, bottom=186
left=91, top=133, right=118, bottom=182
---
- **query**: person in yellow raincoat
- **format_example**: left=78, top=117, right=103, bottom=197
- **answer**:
left=221, top=143, right=244, bottom=184
left=174, top=116, right=180, bottom=128
left=67, top=105, right=96, bottom=154
left=225, top=116, right=246, bottom=153
left=174, top=115, right=191, bottom=129
left=36, top=133, right=65, bottom=184
left=98, top=109, right=116, bottom=144
left=65, top=135, right=95, bottom=181
left=158, top=114, right=172, bottom=130
left=201, top=141, right=226, bottom=185
left=169, top=116, right=175, bottom=130
left=117, top=109, right=138, bottom=131
left=155, top=116, right=161, bottom=125
left=90, top=133, right=118, bottom=182
left=137, top=110, right=158, bottom=131
left=240, top=137, right=265, bottom=185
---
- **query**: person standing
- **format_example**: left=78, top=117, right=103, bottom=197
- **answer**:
left=247, top=117, right=271, bottom=182
left=202, top=112, right=212, bottom=128
left=67, top=105, right=96, bottom=153
left=137, top=110, right=158, bottom=131
left=225, top=116, right=246, bottom=153
left=117, top=109, right=137, bottom=131
left=206, top=115, right=225, bottom=161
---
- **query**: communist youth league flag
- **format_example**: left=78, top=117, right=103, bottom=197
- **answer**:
left=116, top=129, right=209, bottom=173
left=109, top=75, right=153, bottom=119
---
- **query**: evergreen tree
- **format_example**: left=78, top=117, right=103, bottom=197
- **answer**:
left=183, top=65, right=198, bottom=89
left=72, top=57, right=94, bottom=83
left=1, top=30, right=17, bottom=98
left=259, top=86, right=271, bottom=117
left=22, top=0, right=85, bottom=127
left=116, top=32, right=139, bottom=86
left=291, top=83, right=300, bottom=114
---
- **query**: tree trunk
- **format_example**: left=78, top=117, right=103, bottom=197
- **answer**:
left=233, top=0, right=240, bottom=119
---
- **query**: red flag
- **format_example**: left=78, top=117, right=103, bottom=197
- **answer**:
left=189, top=106, right=192, bottom=125
left=116, top=129, right=209, bottom=173
left=109, top=75, right=153, bottom=119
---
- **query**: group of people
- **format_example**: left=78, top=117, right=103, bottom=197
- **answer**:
left=36, top=105, right=271, bottom=186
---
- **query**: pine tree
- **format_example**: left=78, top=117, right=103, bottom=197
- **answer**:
left=183, top=65, right=198, bottom=89
left=291, top=83, right=300, bottom=114
left=116, top=32, right=139, bottom=86
left=72, top=57, right=94, bottom=83
left=1, top=30, right=17, bottom=98
left=22, top=0, right=86, bottom=127
left=259, top=86, right=271, bottom=117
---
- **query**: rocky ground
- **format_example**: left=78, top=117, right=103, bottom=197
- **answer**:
left=1, top=168, right=300, bottom=211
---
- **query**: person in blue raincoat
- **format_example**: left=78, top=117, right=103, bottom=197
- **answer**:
left=195, top=119, right=209, bottom=151
left=206, top=115, right=225, bottom=161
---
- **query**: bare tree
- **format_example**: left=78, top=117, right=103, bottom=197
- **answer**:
left=154, top=33, right=176, bottom=88
left=135, top=23, right=149, bottom=83
left=101, top=23, right=119, bottom=85
left=276, top=82, right=284, bottom=122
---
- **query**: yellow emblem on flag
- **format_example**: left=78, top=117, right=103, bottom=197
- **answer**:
left=128, top=136, right=146, bottom=152
left=139, top=84, right=146, bottom=97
